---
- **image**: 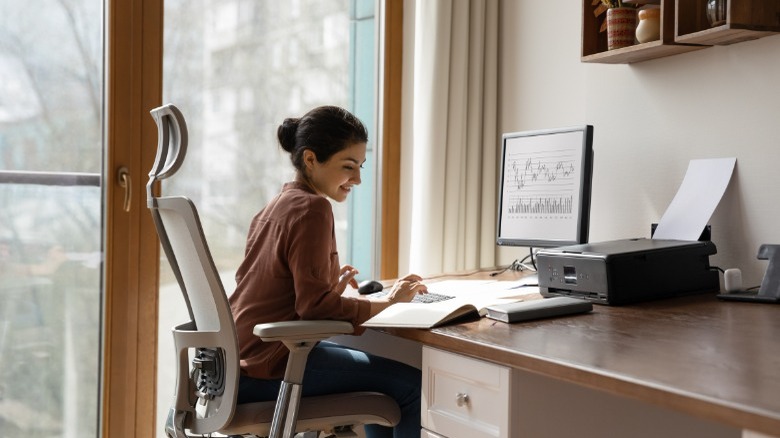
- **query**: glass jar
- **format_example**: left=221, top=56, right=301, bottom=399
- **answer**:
left=706, top=0, right=727, bottom=27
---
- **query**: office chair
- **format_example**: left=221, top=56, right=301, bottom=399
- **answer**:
left=148, top=103, right=401, bottom=438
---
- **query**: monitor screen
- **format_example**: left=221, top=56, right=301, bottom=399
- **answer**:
left=497, top=125, right=594, bottom=248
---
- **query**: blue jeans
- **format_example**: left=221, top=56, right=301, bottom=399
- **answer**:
left=237, top=341, right=421, bottom=438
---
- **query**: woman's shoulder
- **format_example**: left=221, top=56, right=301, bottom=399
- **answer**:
left=280, top=182, right=332, bottom=215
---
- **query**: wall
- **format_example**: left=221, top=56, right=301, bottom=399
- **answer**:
left=496, top=2, right=780, bottom=287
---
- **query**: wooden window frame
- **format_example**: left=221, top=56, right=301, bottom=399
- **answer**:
left=102, top=0, right=162, bottom=437
left=379, top=0, right=403, bottom=279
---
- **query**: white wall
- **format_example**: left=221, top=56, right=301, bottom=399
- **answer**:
left=399, top=1, right=780, bottom=288
left=495, top=3, right=780, bottom=287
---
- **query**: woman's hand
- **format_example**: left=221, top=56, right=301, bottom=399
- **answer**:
left=366, top=273, right=428, bottom=317
left=385, top=273, right=428, bottom=303
left=336, top=265, right=359, bottom=294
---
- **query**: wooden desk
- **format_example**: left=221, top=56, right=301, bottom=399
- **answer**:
left=373, top=270, right=780, bottom=437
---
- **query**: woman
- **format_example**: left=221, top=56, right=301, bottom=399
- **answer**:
left=229, top=105, right=426, bottom=437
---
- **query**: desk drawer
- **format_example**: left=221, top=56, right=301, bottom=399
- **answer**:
left=422, top=346, right=511, bottom=438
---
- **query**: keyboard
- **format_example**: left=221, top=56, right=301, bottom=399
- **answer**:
left=411, top=292, right=454, bottom=304
left=369, top=290, right=454, bottom=304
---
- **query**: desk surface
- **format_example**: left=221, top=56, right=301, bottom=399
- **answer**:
left=381, top=270, right=780, bottom=436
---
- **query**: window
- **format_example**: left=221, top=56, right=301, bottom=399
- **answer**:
left=0, top=1, right=103, bottom=436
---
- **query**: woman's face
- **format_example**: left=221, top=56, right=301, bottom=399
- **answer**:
left=304, top=141, right=367, bottom=202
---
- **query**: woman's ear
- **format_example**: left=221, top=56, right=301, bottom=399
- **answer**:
left=302, top=149, right=316, bottom=170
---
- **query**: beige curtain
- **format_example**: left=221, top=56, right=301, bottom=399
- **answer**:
left=406, top=0, right=498, bottom=276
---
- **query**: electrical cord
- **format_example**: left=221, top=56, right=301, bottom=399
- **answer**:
left=490, top=249, right=538, bottom=277
left=489, top=261, right=518, bottom=277
left=712, top=265, right=762, bottom=292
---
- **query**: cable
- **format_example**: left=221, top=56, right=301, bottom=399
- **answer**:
left=490, top=248, right=538, bottom=277
left=490, top=260, right=518, bottom=277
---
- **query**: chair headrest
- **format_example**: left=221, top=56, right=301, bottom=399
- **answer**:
left=147, top=103, right=188, bottom=203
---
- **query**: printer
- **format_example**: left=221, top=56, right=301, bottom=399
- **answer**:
left=536, top=238, right=720, bottom=305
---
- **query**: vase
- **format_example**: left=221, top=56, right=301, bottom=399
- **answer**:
left=606, top=7, right=638, bottom=50
left=636, top=7, right=661, bottom=43
left=706, top=0, right=727, bottom=27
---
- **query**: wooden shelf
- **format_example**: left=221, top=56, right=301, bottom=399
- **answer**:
left=582, top=0, right=707, bottom=64
left=675, top=0, right=780, bottom=45
left=581, top=39, right=703, bottom=64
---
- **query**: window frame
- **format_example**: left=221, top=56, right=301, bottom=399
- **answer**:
left=378, top=0, right=402, bottom=279
left=102, top=0, right=162, bottom=436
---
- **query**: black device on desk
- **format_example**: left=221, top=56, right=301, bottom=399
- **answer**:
left=536, top=238, right=720, bottom=305
left=357, top=280, right=384, bottom=295
left=486, top=296, right=593, bottom=323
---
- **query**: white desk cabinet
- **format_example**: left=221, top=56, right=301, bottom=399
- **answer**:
left=421, top=346, right=514, bottom=438
left=420, top=345, right=741, bottom=438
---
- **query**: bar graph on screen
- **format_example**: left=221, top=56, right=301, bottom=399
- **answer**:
left=505, top=151, right=579, bottom=216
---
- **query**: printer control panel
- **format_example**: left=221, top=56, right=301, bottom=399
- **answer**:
left=562, top=265, right=588, bottom=285
left=538, top=255, right=609, bottom=303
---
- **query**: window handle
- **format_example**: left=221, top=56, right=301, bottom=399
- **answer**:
left=117, top=166, right=131, bottom=212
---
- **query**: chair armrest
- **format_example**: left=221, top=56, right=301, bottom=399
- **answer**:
left=253, top=320, right=354, bottom=342
left=254, top=320, right=355, bottom=385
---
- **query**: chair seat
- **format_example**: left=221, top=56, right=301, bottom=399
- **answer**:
left=221, top=391, right=401, bottom=436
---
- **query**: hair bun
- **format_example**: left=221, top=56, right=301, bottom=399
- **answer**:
left=277, top=117, right=300, bottom=153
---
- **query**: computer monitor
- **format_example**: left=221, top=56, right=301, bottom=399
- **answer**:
left=497, top=125, right=594, bottom=249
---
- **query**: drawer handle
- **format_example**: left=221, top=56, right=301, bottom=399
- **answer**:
left=455, top=392, right=470, bottom=407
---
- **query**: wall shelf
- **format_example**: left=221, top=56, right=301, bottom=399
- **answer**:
left=581, top=38, right=704, bottom=64
left=582, top=0, right=706, bottom=64
left=675, top=0, right=780, bottom=45
left=582, top=0, right=780, bottom=64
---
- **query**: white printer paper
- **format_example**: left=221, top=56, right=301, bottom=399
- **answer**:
left=652, top=157, right=736, bottom=241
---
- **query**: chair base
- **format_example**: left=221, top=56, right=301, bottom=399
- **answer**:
left=220, top=391, right=400, bottom=437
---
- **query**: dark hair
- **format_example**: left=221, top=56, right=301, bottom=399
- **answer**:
left=277, top=105, right=368, bottom=171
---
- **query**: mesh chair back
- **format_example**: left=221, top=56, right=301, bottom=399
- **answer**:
left=148, top=104, right=239, bottom=435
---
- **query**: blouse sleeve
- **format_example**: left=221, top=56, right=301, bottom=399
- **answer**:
left=286, top=197, right=371, bottom=328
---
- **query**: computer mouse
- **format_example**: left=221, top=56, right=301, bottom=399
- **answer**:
left=357, top=280, right=384, bottom=295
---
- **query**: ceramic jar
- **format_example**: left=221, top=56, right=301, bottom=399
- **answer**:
left=606, top=7, right=637, bottom=50
left=636, top=7, right=661, bottom=43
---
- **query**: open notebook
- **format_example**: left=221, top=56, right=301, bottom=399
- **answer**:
left=362, top=279, right=539, bottom=329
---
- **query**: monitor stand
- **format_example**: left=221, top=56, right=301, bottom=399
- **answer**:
left=718, top=244, right=780, bottom=303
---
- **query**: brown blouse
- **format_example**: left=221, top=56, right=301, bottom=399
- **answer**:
left=229, top=181, right=371, bottom=379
